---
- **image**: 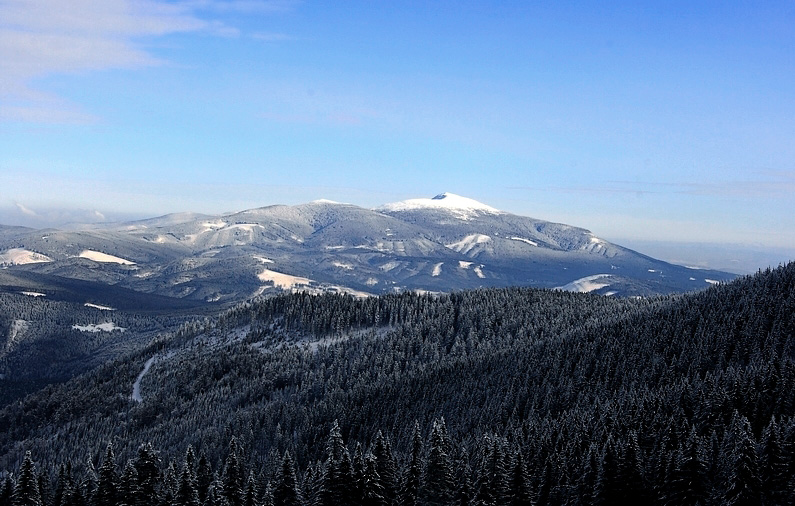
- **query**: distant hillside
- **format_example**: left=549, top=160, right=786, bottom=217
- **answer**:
left=0, top=193, right=735, bottom=303
left=1, top=263, right=792, bottom=504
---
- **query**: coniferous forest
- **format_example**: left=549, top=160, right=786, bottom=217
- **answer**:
left=2, top=263, right=795, bottom=505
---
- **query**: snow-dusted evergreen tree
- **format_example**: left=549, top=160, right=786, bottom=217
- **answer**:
left=372, top=432, right=398, bottom=506
left=96, top=444, right=118, bottom=506
left=723, top=412, right=762, bottom=506
left=667, top=427, right=708, bottom=506
left=401, top=422, right=424, bottom=506
left=118, top=461, right=140, bottom=506
left=12, top=451, right=41, bottom=506
left=134, top=443, right=161, bottom=505
left=274, top=452, right=301, bottom=506
left=422, top=419, right=455, bottom=506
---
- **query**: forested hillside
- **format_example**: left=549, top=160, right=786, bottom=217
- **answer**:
left=1, top=263, right=794, bottom=505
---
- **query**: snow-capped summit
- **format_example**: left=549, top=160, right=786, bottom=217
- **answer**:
left=378, top=192, right=502, bottom=219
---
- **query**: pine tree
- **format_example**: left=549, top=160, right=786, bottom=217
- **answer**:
left=401, top=422, right=423, bottom=506
left=134, top=443, right=161, bottom=505
left=723, top=412, right=762, bottom=506
left=176, top=463, right=200, bottom=506
left=36, top=471, right=51, bottom=506
left=243, top=472, right=258, bottom=506
left=667, top=427, right=708, bottom=506
left=421, top=419, right=454, bottom=506
left=372, top=433, right=398, bottom=506
left=13, top=451, right=42, bottom=506
left=1, top=475, right=15, bottom=506
left=274, top=452, right=301, bottom=506
left=759, top=417, right=788, bottom=506
left=223, top=439, right=245, bottom=506
left=96, top=443, right=119, bottom=506
left=118, top=461, right=140, bottom=506
left=195, top=453, right=213, bottom=505
left=322, top=421, right=353, bottom=506
left=508, top=451, right=534, bottom=506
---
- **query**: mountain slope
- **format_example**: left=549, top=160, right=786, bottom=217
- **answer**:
left=0, top=193, right=735, bottom=301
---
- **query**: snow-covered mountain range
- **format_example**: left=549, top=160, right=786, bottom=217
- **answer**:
left=0, top=193, right=735, bottom=305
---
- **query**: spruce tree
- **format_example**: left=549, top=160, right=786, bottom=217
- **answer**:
left=223, top=439, right=244, bottom=506
left=421, top=419, right=454, bottom=506
left=134, top=443, right=161, bottom=505
left=274, top=452, right=301, bottom=506
left=401, top=422, right=423, bottom=506
left=176, top=463, right=200, bottom=506
left=12, top=451, right=42, bottom=506
left=723, top=413, right=762, bottom=506
left=96, top=443, right=119, bottom=506
left=668, top=427, right=708, bottom=506
left=372, top=432, right=398, bottom=506
left=118, top=461, right=140, bottom=506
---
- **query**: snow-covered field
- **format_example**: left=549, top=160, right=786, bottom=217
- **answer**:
left=0, top=248, right=52, bottom=265
left=79, top=250, right=135, bottom=265
left=72, top=322, right=126, bottom=332
left=431, top=262, right=443, bottom=277
left=257, top=268, right=312, bottom=289
left=556, top=274, right=612, bottom=293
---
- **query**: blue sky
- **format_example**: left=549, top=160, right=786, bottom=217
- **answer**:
left=1, top=0, right=794, bottom=255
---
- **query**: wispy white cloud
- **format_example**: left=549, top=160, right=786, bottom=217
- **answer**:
left=0, top=0, right=293, bottom=123
left=15, top=202, right=37, bottom=216
left=508, top=172, right=795, bottom=199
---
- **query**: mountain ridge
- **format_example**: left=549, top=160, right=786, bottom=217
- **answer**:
left=0, top=193, right=736, bottom=302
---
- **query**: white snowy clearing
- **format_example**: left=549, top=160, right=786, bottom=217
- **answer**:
left=0, top=248, right=52, bottom=265
left=254, top=255, right=274, bottom=264
left=84, top=303, right=115, bottom=311
left=365, top=277, right=379, bottom=286
left=379, top=261, right=401, bottom=272
left=458, top=261, right=473, bottom=269
left=473, top=265, right=486, bottom=279
left=8, top=319, right=28, bottom=344
left=257, top=268, right=312, bottom=289
left=332, top=261, right=354, bottom=270
left=72, top=322, right=126, bottom=333
left=378, top=192, right=502, bottom=220
left=78, top=250, right=135, bottom=265
left=431, top=262, right=443, bottom=277
left=510, top=237, right=538, bottom=246
left=131, top=356, right=156, bottom=402
left=705, top=279, right=720, bottom=285
left=21, top=291, right=46, bottom=297
left=556, top=274, right=612, bottom=293
left=446, top=234, right=491, bottom=255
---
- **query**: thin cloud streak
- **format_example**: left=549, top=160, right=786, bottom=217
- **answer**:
left=509, top=174, right=795, bottom=199
left=0, top=0, right=289, bottom=123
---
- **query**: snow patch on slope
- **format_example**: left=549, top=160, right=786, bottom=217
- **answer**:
left=79, top=250, right=135, bottom=265
left=0, top=248, right=52, bottom=265
left=431, top=262, right=443, bottom=277
left=510, top=237, right=538, bottom=246
left=446, top=234, right=491, bottom=255
left=72, top=322, right=126, bottom=333
left=556, top=274, right=612, bottom=293
left=84, top=303, right=115, bottom=311
left=257, top=269, right=312, bottom=289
